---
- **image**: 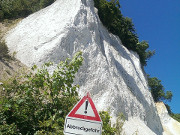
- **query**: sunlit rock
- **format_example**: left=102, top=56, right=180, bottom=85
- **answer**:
left=5, top=0, right=164, bottom=134
left=156, top=102, right=180, bottom=135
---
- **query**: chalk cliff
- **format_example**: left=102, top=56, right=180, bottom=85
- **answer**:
left=156, top=102, right=180, bottom=135
left=5, top=0, right=164, bottom=134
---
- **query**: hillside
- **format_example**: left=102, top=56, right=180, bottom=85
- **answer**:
left=3, top=0, right=178, bottom=134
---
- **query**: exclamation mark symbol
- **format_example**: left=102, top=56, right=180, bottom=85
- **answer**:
left=84, top=100, right=88, bottom=114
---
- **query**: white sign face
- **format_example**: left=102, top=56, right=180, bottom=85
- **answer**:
left=63, top=92, right=102, bottom=135
left=64, top=117, right=102, bottom=135
left=75, top=100, right=95, bottom=117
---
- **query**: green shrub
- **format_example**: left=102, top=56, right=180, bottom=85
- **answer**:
left=100, top=111, right=116, bottom=135
left=165, top=104, right=180, bottom=122
left=0, top=52, right=83, bottom=134
left=100, top=111, right=125, bottom=135
left=0, top=51, right=126, bottom=134
left=171, top=113, right=180, bottom=122
left=39, top=0, right=55, bottom=9
left=0, top=123, right=18, bottom=135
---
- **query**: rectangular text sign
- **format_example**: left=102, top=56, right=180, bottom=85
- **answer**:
left=64, top=117, right=102, bottom=135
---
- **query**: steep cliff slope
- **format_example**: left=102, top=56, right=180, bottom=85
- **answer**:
left=5, top=0, right=163, bottom=134
left=156, top=102, right=180, bottom=135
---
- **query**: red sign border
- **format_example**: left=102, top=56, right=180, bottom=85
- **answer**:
left=68, top=92, right=101, bottom=122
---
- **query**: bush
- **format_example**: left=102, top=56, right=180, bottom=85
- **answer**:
left=165, top=104, right=180, bottom=122
left=171, top=113, right=180, bottom=122
left=100, top=111, right=125, bottom=135
left=0, top=52, right=83, bottom=134
left=0, top=51, right=125, bottom=134
left=100, top=111, right=116, bottom=135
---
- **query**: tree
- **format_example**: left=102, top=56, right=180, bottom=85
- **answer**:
left=0, top=52, right=83, bottom=134
left=136, top=41, right=155, bottom=66
left=165, top=91, right=173, bottom=102
left=147, top=75, right=173, bottom=102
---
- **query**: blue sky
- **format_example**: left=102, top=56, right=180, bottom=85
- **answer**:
left=119, top=0, right=180, bottom=113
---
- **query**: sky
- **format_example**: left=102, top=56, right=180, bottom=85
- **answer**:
left=119, top=0, right=180, bottom=113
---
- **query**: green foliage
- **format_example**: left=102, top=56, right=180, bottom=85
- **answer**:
left=165, top=91, right=173, bottom=102
left=0, top=0, right=154, bottom=66
left=136, top=41, right=155, bottom=66
left=0, top=41, right=11, bottom=60
left=100, top=111, right=116, bottom=135
left=171, top=113, right=180, bottom=122
left=165, top=104, right=180, bottom=122
left=0, top=0, right=55, bottom=20
left=94, top=0, right=154, bottom=66
left=39, top=0, right=55, bottom=9
left=165, top=104, right=172, bottom=115
left=0, top=123, right=18, bottom=135
left=147, top=75, right=173, bottom=102
left=0, top=52, right=83, bottom=134
left=100, top=111, right=125, bottom=135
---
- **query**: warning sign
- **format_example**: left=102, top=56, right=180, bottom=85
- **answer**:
left=64, top=92, right=102, bottom=135
left=64, top=118, right=102, bottom=135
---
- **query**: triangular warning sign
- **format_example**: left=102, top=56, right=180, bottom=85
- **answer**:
left=68, top=92, right=101, bottom=122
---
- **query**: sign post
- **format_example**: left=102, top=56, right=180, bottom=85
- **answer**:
left=64, top=92, right=102, bottom=135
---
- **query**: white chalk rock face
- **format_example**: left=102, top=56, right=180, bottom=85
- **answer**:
left=156, top=102, right=180, bottom=135
left=5, top=0, right=163, bottom=134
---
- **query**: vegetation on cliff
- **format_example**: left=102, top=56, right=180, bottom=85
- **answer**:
left=147, top=75, right=173, bottom=102
left=0, top=0, right=55, bottom=20
left=0, top=52, right=83, bottom=134
left=147, top=75, right=179, bottom=121
left=100, top=111, right=125, bottom=135
left=0, top=0, right=154, bottom=66
left=0, top=52, right=125, bottom=134
left=165, top=104, right=180, bottom=122
left=94, top=0, right=174, bottom=114
left=0, top=0, right=178, bottom=134
left=171, top=114, right=180, bottom=122
left=94, top=0, right=155, bottom=66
